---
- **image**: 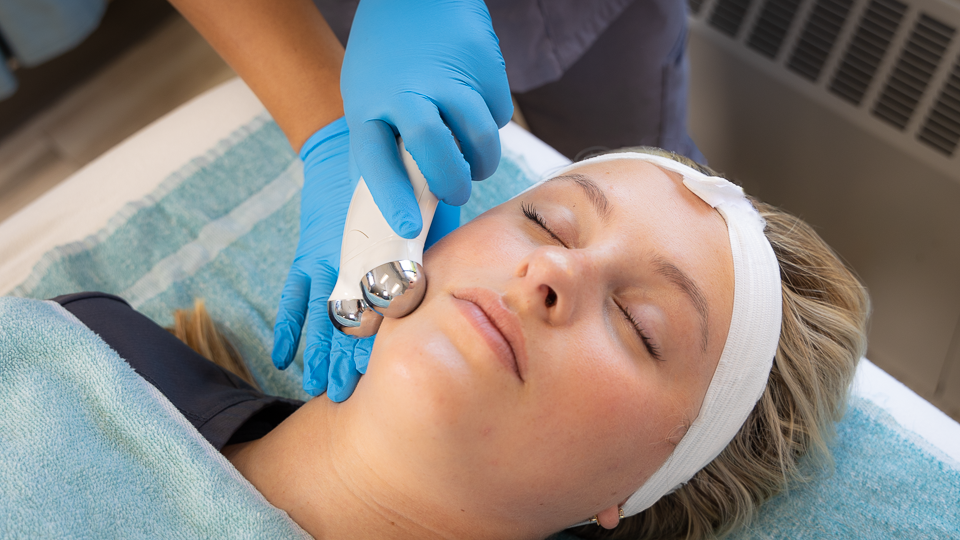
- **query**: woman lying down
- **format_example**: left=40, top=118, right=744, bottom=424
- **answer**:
left=32, top=144, right=868, bottom=539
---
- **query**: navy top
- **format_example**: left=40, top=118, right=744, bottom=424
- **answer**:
left=313, top=0, right=660, bottom=93
left=311, top=0, right=702, bottom=162
left=53, top=292, right=303, bottom=450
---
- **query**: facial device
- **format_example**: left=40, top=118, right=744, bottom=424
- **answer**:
left=328, top=139, right=438, bottom=338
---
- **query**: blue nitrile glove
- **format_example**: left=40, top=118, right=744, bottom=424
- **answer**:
left=341, top=0, right=513, bottom=239
left=272, top=118, right=461, bottom=401
left=272, top=117, right=363, bottom=401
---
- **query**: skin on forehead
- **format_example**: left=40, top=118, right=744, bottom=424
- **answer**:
left=337, top=157, right=734, bottom=537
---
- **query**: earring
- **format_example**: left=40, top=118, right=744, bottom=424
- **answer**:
left=587, top=507, right=625, bottom=527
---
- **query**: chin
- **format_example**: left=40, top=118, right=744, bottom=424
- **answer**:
left=366, top=304, right=531, bottom=466
left=364, top=306, right=475, bottom=426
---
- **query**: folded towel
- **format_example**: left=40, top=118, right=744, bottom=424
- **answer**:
left=0, top=296, right=310, bottom=539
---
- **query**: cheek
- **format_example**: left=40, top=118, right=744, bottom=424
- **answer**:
left=524, top=327, right=678, bottom=489
left=424, top=212, right=526, bottom=273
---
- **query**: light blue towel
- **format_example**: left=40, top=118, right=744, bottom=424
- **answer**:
left=8, top=114, right=960, bottom=538
left=0, top=296, right=309, bottom=539
left=726, top=396, right=960, bottom=539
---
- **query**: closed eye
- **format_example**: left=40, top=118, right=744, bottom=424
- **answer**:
left=615, top=301, right=663, bottom=361
left=521, top=202, right=568, bottom=248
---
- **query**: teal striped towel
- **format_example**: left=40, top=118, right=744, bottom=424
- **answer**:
left=8, top=114, right=959, bottom=538
left=0, top=296, right=310, bottom=539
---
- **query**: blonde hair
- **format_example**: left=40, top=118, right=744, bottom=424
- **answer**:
left=571, top=148, right=870, bottom=540
left=167, top=299, right=260, bottom=390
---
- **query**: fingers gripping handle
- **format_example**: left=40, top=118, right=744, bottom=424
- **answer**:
left=328, top=139, right=439, bottom=337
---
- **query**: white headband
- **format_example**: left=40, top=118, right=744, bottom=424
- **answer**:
left=547, top=153, right=783, bottom=520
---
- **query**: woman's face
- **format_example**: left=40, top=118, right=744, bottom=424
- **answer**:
left=346, top=159, right=734, bottom=535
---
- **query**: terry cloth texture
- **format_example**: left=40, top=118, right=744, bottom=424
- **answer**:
left=7, top=114, right=960, bottom=538
left=0, top=296, right=311, bottom=539
left=53, top=291, right=304, bottom=450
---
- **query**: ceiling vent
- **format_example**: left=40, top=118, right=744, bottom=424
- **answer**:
left=688, top=0, right=960, bottom=173
left=872, top=14, right=956, bottom=129
left=917, top=57, right=960, bottom=154
left=787, top=0, right=856, bottom=81
left=709, top=0, right=756, bottom=37
left=829, top=0, right=908, bottom=105
left=748, top=0, right=804, bottom=58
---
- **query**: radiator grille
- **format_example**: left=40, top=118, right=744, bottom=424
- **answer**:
left=787, top=0, right=856, bottom=80
left=691, top=0, right=960, bottom=167
left=829, top=0, right=908, bottom=104
left=709, top=0, right=756, bottom=37
left=917, top=57, right=960, bottom=154
left=872, top=14, right=956, bottom=129
left=747, top=0, right=804, bottom=58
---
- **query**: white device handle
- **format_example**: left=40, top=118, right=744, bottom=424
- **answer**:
left=328, top=139, right=438, bottom=336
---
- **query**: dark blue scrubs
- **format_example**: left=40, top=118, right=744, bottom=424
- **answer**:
left=314, top=0, right=703, bottom=162
left=53, top=292, right=303, bottom=451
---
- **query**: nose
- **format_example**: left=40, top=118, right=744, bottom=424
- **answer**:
left=510, top=246, right=589, bottom=326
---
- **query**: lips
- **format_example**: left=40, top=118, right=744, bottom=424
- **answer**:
left=452, top=288, right=528, bottom=382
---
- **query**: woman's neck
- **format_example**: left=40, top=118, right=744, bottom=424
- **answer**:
left=223, top=396, right=456, bottom=540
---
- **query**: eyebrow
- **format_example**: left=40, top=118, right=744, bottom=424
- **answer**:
left=654, top=257, right=710, bottom=353
left=547, top=174, right=612, bottom=222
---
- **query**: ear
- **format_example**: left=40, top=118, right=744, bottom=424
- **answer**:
left=596, top=505, right=621, bottom=529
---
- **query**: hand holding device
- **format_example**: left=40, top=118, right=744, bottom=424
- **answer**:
left=272, top=118, right=368, bottom=400
left=328, top=139, right=438, bottom=338
left=341, top=0, right=512, bottom=239
left=273, top=120, right=455, bottom=402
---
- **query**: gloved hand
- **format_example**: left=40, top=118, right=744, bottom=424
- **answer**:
left=272, top=118, right=461, bottom=401
left=273, top=117, right=368, bottom=401
left=342, top=0, right=513, bottom=239
left=272, top=118, right=373, bottom=401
